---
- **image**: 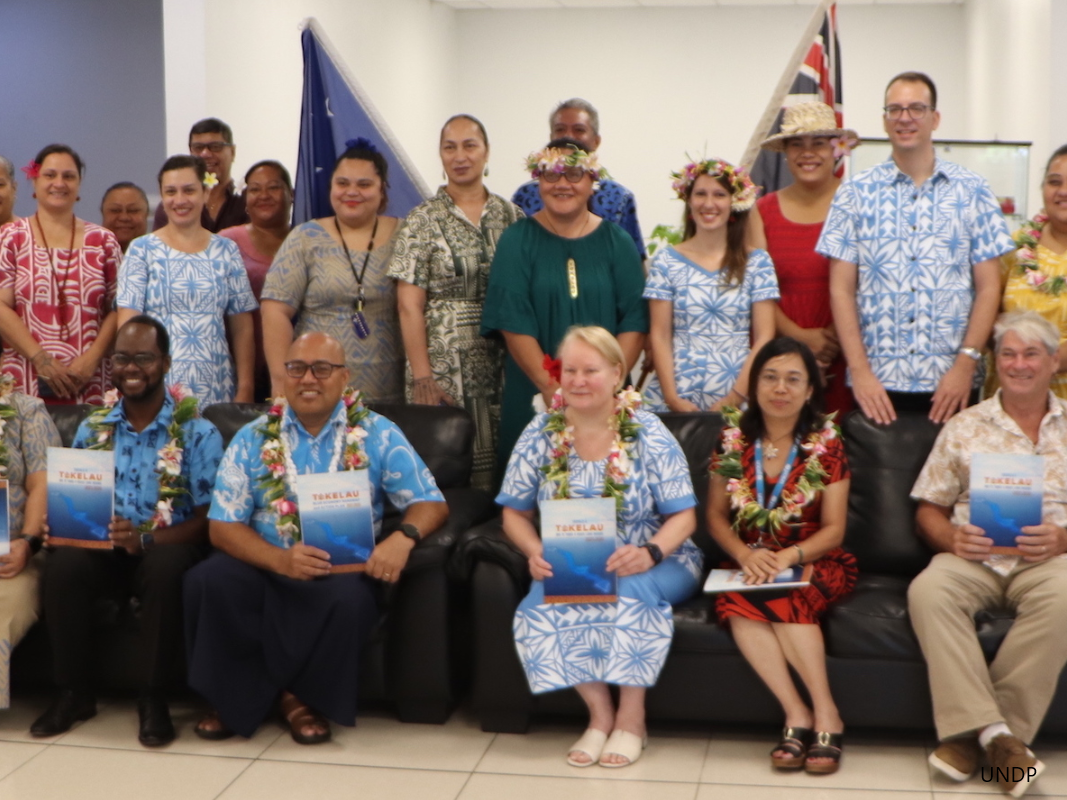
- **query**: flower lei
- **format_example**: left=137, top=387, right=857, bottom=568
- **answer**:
left=85, top=385, right=199, bottom=533
left=713, top=407, right=839, bottom=538
left=670, top=157, right=759, bottom=212
left=541, top=388, right=643, bottom=514
left=257, top=388, right=370, bottom=544
left=0, top=376, right=18, bottom=477
left=1013, top=213, right=1067, bottom=295
left=525, top=146, right=609, bottom=182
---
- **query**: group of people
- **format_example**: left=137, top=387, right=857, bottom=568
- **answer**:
left=0, top=67, right=1065, bottom=797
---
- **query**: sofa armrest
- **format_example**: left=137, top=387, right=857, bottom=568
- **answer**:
left=448, top=516, right=529, bottom=586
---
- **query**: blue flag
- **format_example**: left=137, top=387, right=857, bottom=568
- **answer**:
left=295, top=19, right=429, bottom=224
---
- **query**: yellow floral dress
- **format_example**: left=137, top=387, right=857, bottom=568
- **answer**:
left=987, top=245, right=1067, bottom=398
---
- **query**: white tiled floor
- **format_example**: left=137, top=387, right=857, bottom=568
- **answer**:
left=2, top=697, right=1067, bottom=800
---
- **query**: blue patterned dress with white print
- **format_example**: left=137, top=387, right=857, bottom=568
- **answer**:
left=642, top=246, right=779, bottom=411
left=498, top=409, right=702, bottom=693
left=118, top=233, right=258, bottom=405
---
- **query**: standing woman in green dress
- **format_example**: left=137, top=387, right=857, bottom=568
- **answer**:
left=387, top=115, right=523, bottom=492
left=481, top=139, right=647, bottom=475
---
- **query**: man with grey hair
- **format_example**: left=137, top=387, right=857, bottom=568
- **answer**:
left=511, top=98, right=644, bottom=257
left=0, top=155, right=18, bottom=227
left=909, top=309, right=1067, bottom=796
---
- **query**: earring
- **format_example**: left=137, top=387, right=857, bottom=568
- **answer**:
left=483, top=165, right=489, bottom=177
left=442, top=170, right=447, bottom=181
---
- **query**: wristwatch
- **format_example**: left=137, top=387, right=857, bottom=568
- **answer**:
left=397, top=523, right=421, bottom=544
left=140, top=532, right=156, bottom=553
left=958, top=346, right=983, bottom=362
left=642, top=542, right=664, bottom=565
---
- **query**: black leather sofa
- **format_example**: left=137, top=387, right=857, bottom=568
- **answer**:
left=451, top=409, right=1067, bottom=734
left=12, top=401, right=494, bottom=724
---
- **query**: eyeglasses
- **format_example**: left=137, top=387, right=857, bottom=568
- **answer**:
left=542, top=166, right=587, bottom=184
left=111, top=353, right=160, bottom=369
left=883, top=104, right=933, bottom=120
left=758, top=372, right=806, bottom=388
left=284, top=360, right=346, bottom=379
left=190, top=142, right=232, bottom=154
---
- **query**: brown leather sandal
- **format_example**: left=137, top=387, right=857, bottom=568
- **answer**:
left=279, top=693, right=331, bottom=745
left=194, top=709, right=235, bottom=741
left=771, top=726, right=813, bottom=770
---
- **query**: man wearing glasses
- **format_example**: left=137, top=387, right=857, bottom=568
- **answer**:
left=819, top=71, right=1013, bottom=425
left=183, top=331, right=447, bottom=745
left=31, top=316, right=224, bottom=746
left=152, top=117, right=249, bottom=232
left=511, top=98, right=645, bottom=258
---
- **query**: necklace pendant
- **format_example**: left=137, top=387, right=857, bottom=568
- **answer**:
left=567, top=258, right=578, bottom=298
left=763, top=440, right=779, bottom=460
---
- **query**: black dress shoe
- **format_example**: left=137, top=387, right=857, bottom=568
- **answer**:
left=137, top=694, right=175, bottom=747
left=30, top=689, right=96, bottom=737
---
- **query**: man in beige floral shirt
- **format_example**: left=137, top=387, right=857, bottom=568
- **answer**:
left=909, top=310, right=1067, bottom=797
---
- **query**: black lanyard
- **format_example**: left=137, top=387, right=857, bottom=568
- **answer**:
left=335, top=216, right=378, bottom=312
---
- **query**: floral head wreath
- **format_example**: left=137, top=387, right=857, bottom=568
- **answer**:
left=525, top=146, right=609, bottom=182
left=670, top=158, right=759, bottom=212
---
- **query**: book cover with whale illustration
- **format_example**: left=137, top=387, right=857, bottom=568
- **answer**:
left=297, top=470, right=375, bottom=573
left=47, top=448, right=114, bottom=549
left=541, top=497, right=617, bottom=604
left=0, top=480, right=9, bottom=556
left=969, top=453, right=1044, bottom=554
left=702, top=564, right=814, bottom=593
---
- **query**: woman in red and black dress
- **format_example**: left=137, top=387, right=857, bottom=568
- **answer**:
left=708, top=336, right=855, bottom=775
left=749, top=101, right=860, bottom=415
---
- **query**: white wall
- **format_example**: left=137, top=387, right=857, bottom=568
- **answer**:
left=454, top=3, right=969, bottom=239
left=196, top=0, right=458, bottom=193
left=965, top=0, right=1051, bottom=215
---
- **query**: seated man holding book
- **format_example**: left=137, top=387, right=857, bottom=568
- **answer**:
left=910, top=310, right=1067, bottom=798
left=32, top=315, right=224, bottom=746
left=184, top=331, right=447, bottom=745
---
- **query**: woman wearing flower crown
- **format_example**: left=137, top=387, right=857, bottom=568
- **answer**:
left=0, top=144, right=120, bottom=405
left=481, top=140, right=647, bottom=479
left=987, top=144, right=1067, bottom=399
left=117, top=154, right=257, bottom=405
left=709, top=336, right=855, bottom=775
left=500, top=326, right=702, bottom=768
left=262, top=138, right=403, bottom=404
left=644, top=158, right=778, bottom=412
left=752, top=101, right=860, bottom=414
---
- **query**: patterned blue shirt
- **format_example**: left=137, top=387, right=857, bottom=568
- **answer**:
left=816, top=158, right=1014, bottom=392
left=497, top=409, right=703, bottom=579
left=72, top=393, right=224, bottom=528
left=209, top=401, right=445, bottom=548
left=512, top=178, right=644, bottom=257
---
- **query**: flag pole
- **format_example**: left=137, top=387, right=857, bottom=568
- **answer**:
left=300, top=17, right=431, bottom=198
left=739, top=0, right=834, bottom=170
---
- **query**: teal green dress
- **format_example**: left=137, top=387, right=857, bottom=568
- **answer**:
left=480, top=218, right=648, bottom=474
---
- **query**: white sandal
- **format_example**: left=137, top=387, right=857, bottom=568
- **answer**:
left=566, top=728, right=608, bottom=767
left=598, top=729, right=647, bottom=768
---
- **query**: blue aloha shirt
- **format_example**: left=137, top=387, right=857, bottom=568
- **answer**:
left=209, top=400, right=444, bottom=549
left=72, top=392, right=223, bottom=527
left=815, top=158, right=1014, bottom=393
left=512, top=178, right=645, bottom=257
left=498, top=409, right=702, bottom=692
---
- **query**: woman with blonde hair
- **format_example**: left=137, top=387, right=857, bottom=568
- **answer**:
left=499, top=325, right=701, bottom=768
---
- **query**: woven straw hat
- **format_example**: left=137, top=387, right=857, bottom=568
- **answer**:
left=760, top=101, right=860, bottom=152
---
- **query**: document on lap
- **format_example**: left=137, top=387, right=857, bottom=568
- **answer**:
left=702, top=564, right=813, bottom=593
left=297, top=470, right=375, bottom=573
left=47, top=448, right=115, bottom=549
left=541, top=497, right=618, bottom=604
left=969, top=454, right=1043, bottom=555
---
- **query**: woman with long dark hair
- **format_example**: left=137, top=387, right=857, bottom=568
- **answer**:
left=644, top=158, right=777, bottom=412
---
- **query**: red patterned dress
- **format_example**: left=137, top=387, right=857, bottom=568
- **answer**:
left=0, top=218, right=119, bottom=404
left=714, top=432, right=856, bottom=624
left=757, top=192, right=852, bottom=415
